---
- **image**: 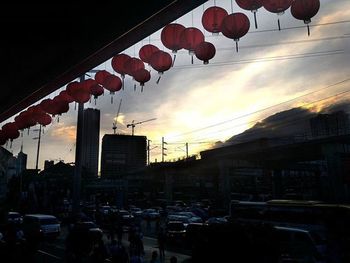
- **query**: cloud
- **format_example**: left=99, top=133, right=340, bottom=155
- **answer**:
left=50, top=125, right=76, bottom=143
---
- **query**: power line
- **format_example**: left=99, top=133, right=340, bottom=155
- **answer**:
left=166, top=77, right=350, bottom=140
left=187, top=89, right=350, bottom=143
left=172, top=49, right=344, bottom=70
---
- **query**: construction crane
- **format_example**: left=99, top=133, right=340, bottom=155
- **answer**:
left=127, top=118, right=156, bottom=136
left=112, top=99, right=122, bottom=134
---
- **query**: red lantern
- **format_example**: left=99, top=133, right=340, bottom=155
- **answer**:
left=38, top=113, right=52, bottom=126
left=195, top=42, right=216, bottom=64
left=124, top=58, right=145, bottom=77
left=236, top=0, right=263, bottom=29
left=111, top=54, right=130, bottom=89
left=84, top=79, right=104, bottom=103
left=149, top=50, right=172, bottom=84
left=52, top=96, right=70, bottom=115
left=133, top=69, right=151, bottom=92
left=40, top=99, right=56, bottom=115
left=95, top=70, right=111, bottom=86
left=2, top=122, right=19, bottom=141
left=180, top=27, right=205, bottom=64
left=58, top=90, right=74, bottom=103
left=103, top=75, right=122, bottom=103
left=291, top=0, right=320, bottom=36
left=161, top=23, right=185, bottom=65
left=221, top=13, right=250, bottom=52
left=263, top=0, right=293, bottom=30
left=139, top=44, right=159, bottom=64
left=202, top=6, right=228, bottom=35
left=66, top=81, right=91, bottom=104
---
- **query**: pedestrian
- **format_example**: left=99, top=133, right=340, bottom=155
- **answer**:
left=150, top=250, right=161, bottom=263
left=157, top=227, right=166, bottom=260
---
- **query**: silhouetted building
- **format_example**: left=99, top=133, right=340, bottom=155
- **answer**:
left=101, top=134, right=147, bottom=179
left=44, top=160, right=54, bottom=170
left=82, top=108, right=100, bottom=178
left=16, top=148, right=27, bottom=175
left=310, top=111, right=350, bottom=137
left=0, top=147, right=12, bottom=200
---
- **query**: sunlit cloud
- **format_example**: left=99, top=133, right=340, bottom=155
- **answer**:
left=50, top=125, right=76, bottom=143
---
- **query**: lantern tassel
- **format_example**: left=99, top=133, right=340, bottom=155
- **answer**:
left=191, top=55, right=194, bottom=64
left=307, top=25, right=310, bottom=36
left=134, top=84, right=136, bottom=91
left=156, top=75, right=162, bottom=84
left=122, top=76, right=125, bottom=90
left=74, top=102, right=77, bottom=110
left=57, top=116, right=60, bottom=123
left=235, top=41, right=239, bottom=53
left=172, top=54, right=177, bottom=67
left=111, top=96, right=113, bottom=104
left=10, top=140, right=13, bottom=148
left=253, top=11, right=258, bottom=29
left=95, top=98, right=97, bottom=105
left=141, top=85, right=144, bottom=92
left=27, top=128, right=30, bottom=135
left=278, top=19, right=281, bottom=31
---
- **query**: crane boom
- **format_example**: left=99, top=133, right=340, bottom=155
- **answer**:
left=126, top=118, right=156, bottom=135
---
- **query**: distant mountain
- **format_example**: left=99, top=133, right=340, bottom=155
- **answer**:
left=227, top=107, right=317, bottom=145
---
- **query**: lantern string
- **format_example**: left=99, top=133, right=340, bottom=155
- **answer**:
left=253, top=11, right=258, bottom=29
left=172, top=54, right=177, bottom=67
left=278, top=19, right=281, bottom=31
left=191, top=10, right=194, bottom=27
left=231, top=0, right=234, bottom=13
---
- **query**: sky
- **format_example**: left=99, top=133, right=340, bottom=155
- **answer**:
left=2, top=0, right=350, bottom=171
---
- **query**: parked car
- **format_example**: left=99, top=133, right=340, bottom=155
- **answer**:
left=142, top=209, right=160, bottom=220
left=7, top=212, right=23, bottom=225
left=166, top=221, right=186, bottom=243
left=274, top=226, right=326, bottom=263
left=22, top=214, right=60, bottom=239
left=130, top=207, right=142, bottom=217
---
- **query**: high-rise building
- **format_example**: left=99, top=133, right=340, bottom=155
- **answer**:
left=101, top=134, right=147, bottom=179
left=16, top=147, right=27, bottom=175
left=82, top=108, right=100, bottom=178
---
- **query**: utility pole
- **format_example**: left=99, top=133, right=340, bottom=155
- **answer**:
left=162, top=137, right=167, bottom=162
left=72, top=74, right=85, bottom=217
left=185, top=142, right=189, bottom=159
left=147, top=139, right=151, bottom=165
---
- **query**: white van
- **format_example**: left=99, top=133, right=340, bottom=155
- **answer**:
left=23, top=214, right=61, bottom=239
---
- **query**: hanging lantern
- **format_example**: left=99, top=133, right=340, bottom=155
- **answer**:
left=83, top=79, right=104, bottom=104
left=2, top=122, right=20, bottom=142
left=180, top=27, right=205, bottom=64
left=40, top=99, right=56, bottom=115
left=236, top=0, right=263, bottom=29
left=66, top=81, right=91, bottom=104
left=291, top=0, right=320, bottom=36
left=111, top=54, right=131, bottom=89
left=139, top=44, right=159, bottom=64
left=195, top=42, right=216, bottom=64
left=52, top=96, right=70, bottom=115
left=95, top=70, right=111, bottom=86
left=58, top=90, right=74, bottom=103
left=15, top=112, right=29, bottom=131
left=202, top=6, right=228, bottom=35
left=103, top=74, right=122, bottom=103
left=133, top=68, right=151, bottom=92
left=149, top=50, right=172, bottom=84
left=37, top=113, right=52, bottom=126
left=161, top=23, right=185, bottom=65
left=263, top=0, right=293, bottom=30
left=124, top=57, right=145, bottom=77
left=221, top=13, right=250, bottom=52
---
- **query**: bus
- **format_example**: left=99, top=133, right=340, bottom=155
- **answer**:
left=229, top=199, right=350, bottom=239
